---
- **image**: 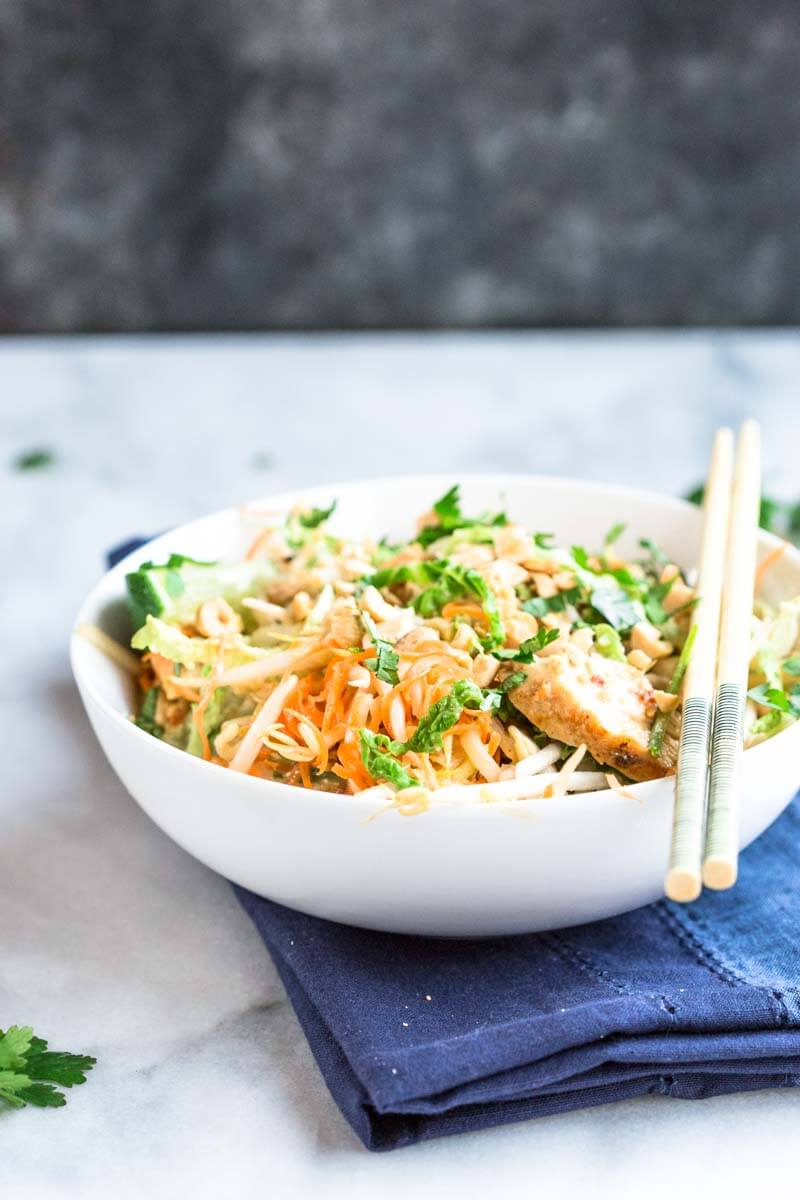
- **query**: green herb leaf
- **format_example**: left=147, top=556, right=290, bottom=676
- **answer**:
left=361, top=613, right=400, bottom=685
left=589, top=579, right=645, bottom=632
left=13, top=448, right=55, bottom=471
left=643, top=576, right=676, bottom=626
left=0, top=1027, right=95, bottom=1111
left=604, top=522, right=626, bottom=547
left=416, top=485, right=507, bottom=548
left=594, top=623, right=625, bottom=661
left=747, top=684, right=800, bottom=717
left=533, top=532, right=555, bottom=550
left=522, top=587, right=581, bottom=618
left=433, top=484, right=461, bottom=523
left=639, top=537, right=669, bottom=567
left=358, top=730, right=417, bottom=790
left=495, top=628, right=560, bottom=662
left=298, top=500, right=337, bottom=529
left=783, top=656, right=800, bottom=677
left=373, top=559, right=505, bottom=650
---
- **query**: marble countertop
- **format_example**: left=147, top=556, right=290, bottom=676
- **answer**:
left=3, top=332, right=800, bottom=1197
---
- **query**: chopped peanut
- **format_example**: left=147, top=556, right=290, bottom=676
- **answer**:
left=196, top=598, right=242, bottom=638
left=289, top=591, right=312, bottom=620
left=630, top=620, right=673, bottom=659
left=531, top=572, right=558, bottom=599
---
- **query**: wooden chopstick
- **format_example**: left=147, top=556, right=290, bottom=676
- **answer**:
left=703, top=419, right=762, bottom=889
left=664, top=428, right=734, bottom=902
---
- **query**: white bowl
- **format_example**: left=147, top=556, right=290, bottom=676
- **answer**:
left=70, top=475, right=800, bottom=937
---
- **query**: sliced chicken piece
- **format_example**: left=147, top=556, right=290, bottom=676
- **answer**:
left=508, top=644, right=671, bottom=782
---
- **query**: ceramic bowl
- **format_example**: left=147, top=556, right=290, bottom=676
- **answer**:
left=70, top=475, right=800, bottom=936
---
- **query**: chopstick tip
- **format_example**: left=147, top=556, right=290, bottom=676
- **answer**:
left=664, top=868, right=702, bottom=904
left=702, top=857, right=738, bottom=891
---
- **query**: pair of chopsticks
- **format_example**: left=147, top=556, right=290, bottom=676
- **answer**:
left=665, top=419, right=761, bottom=903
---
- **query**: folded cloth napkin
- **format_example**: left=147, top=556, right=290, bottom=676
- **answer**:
left=232, top=798, right=800, bottom=1150
left=108, top=542, right=800, bottom=1151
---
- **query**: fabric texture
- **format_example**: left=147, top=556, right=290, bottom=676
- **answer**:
left=109, top=539, right=800, bottom=1151
left=233, top=796, right=800, bottom=1150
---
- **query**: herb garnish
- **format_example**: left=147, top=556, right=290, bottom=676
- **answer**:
left=0, top=1026, right=95, bottom=1110
left=361, top=613, right=400, bottom=685
left=298, top=501, right=337, bottom=529
left=416, top=485, right=507, bottom=549
left=13, top=448, right=55, bottom=471
left=370, top=559, right=504, bottom=650
left=495, top=628, right=560, bottom=661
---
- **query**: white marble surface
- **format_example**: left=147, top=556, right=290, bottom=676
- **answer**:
left=3, top=332, right=800, bottom=1197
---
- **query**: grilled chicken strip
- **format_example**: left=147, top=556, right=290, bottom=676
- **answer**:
left=508, top=643, right=672, bottom=782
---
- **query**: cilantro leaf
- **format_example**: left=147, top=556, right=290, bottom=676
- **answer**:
left=495, top=628, right=560, bottom=662
left=298, top=500, right=336, bottom=529
left=588, top=579, right=645, bottom=632
left=0, top=1027, right=95, bottom=1111
left=783, top=656, right=800, bottom=677
left=747, top=684, right=800, bottom=717
left=416, top=485, right=506, bottom=548
left=361, top=613, right=400, bottom=685
left=533, top=532, right=555, bottom=549
left=0, top=1026, right=33, bottom=1071
left=643, top=575, right=676, bottom=626
left=604, top=522, right=626, bottom=547
left=372, top=559, right=504, bottom=650
left=24, top=1040, right=96, bottom=1089
left=433, top=484, right=461, bottom=523
left=359, top=730, right=417, bottom=790
left=639, top=537, right=669, bottom=567
left=13, top=448, right=55, bottom=472
left=522, top=587, right=581, bottom=618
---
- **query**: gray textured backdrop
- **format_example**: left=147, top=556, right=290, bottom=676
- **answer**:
left=2, top=1, right=799, bottom=332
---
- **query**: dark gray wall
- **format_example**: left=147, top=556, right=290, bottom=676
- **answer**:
left=2, top=1, right=799, bottom=332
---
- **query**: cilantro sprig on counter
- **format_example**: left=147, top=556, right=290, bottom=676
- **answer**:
left=0, top=1026, right=95, bottom=1110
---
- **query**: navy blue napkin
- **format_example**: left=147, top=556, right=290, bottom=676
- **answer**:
left=108, top=541, right=800, bottom=1151
left=233, top=801, right=800, bottom=1150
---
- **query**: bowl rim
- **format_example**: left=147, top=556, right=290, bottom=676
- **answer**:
left=69, top=471, right=800, bottom=819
